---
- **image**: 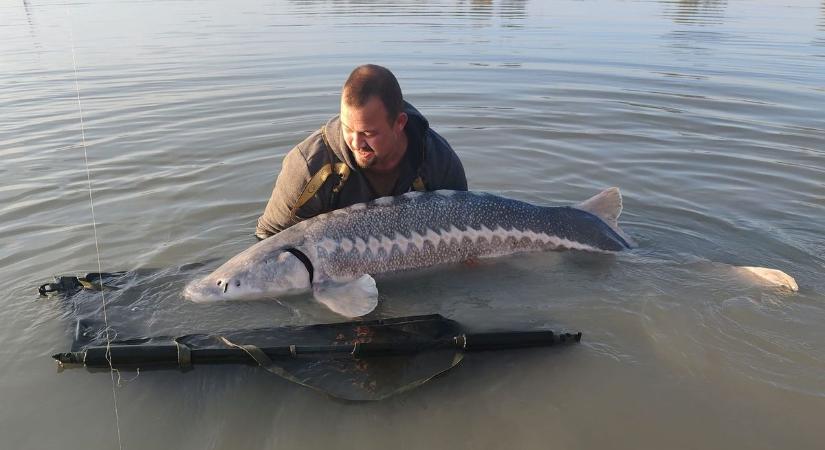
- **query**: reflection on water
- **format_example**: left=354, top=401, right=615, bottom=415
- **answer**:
left=663, top=29, right=732, bottom=55
left=661, top=0, right=727, bottom=26
left=500, top=0, right=528, bottom=21
left=286, top=0, right=524, bottom=16
left=659, top=0, right=730, bottom=54
left=818, top=1, right=825, bottom=48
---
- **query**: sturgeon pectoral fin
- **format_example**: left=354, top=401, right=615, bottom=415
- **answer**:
left=313, top=275, right=379, bottom=317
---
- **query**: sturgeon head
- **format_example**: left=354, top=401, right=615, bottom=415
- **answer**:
left=183, top=241, right=312, bottom=303
left=183, top=237, right=379, bottom=318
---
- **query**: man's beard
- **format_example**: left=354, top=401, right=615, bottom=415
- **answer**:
left=353, top=147, right=376, bottom=169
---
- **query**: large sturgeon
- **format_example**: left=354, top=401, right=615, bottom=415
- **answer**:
left=184, top=188, right=635, bottom=316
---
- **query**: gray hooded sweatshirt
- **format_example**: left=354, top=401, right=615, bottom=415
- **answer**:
left=255, top=102, right=467, bottom=239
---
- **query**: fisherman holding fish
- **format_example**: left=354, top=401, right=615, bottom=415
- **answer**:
left=189, top=66, right=796, bottom=316
left=255, top=64, right=468, bottom=239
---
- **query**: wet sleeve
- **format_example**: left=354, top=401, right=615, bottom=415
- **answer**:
left=255, top=148, right=312, bottom=239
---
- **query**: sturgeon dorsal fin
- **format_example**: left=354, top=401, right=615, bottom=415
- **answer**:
left=575, top=187, right=637, bottom=248
left=576, top=187, right=623, bottom=224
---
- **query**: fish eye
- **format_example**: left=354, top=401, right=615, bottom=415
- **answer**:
left=235, top=280, right=241, bottom=287
left=216, top=280, right=222, bottom=286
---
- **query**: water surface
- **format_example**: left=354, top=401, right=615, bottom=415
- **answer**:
left=1, top=0, right=824, bottom=449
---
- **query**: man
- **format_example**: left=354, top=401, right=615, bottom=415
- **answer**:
left=255, top=64, right=467, bottom=239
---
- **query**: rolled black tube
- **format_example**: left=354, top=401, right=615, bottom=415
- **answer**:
left=463, top=331, right=581, bottom=351
left=352, top=339, right=455, bottom=357
left=54, top=330, right=581, bottom=369
left=86, top=344, right=180, bottom=367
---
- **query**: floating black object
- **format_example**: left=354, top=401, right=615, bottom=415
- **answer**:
left=45, top=274, right=581, bottom=401
left=54, top=314, right=580, bottom=401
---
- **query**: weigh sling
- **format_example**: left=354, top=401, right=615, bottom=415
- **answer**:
left=185, top=188, right=635, bottom=316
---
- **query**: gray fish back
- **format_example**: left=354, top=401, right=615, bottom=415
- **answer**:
left=300, top=190, right=629, bottom=281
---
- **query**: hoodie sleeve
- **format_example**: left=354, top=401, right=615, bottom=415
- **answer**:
left=255, top=146, right=313, bottom=239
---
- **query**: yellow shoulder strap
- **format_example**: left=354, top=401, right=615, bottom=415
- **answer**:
left=291, top=126, right=354, bottom=215
left=292, top=164, right=333, bottom=215
left=291, top=163, right=351, bottom=215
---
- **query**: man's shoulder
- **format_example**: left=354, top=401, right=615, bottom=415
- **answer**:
left=423, top=127, right=458, bottom=160
left=287, top=128, right=334, bottom=168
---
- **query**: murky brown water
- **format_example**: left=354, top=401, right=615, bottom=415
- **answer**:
left=2, top=0, right=824, bottom=449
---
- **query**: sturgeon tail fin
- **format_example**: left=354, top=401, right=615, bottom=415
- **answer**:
left=575, top=187, right=637, bottom=248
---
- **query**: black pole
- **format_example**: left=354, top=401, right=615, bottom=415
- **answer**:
left=53, top=330, right=582, bottom=370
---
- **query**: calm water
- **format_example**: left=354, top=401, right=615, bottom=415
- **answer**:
left=2, top=0, right=824, bottom=448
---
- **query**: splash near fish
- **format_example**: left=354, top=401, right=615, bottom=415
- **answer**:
left=184, top=188, right=635, bottom=316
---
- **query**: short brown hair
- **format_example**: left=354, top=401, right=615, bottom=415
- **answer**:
left=342, top=64, right=404, bottom=123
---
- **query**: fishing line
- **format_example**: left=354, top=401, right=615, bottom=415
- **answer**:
left=65, top=4, right=124, bottom=450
